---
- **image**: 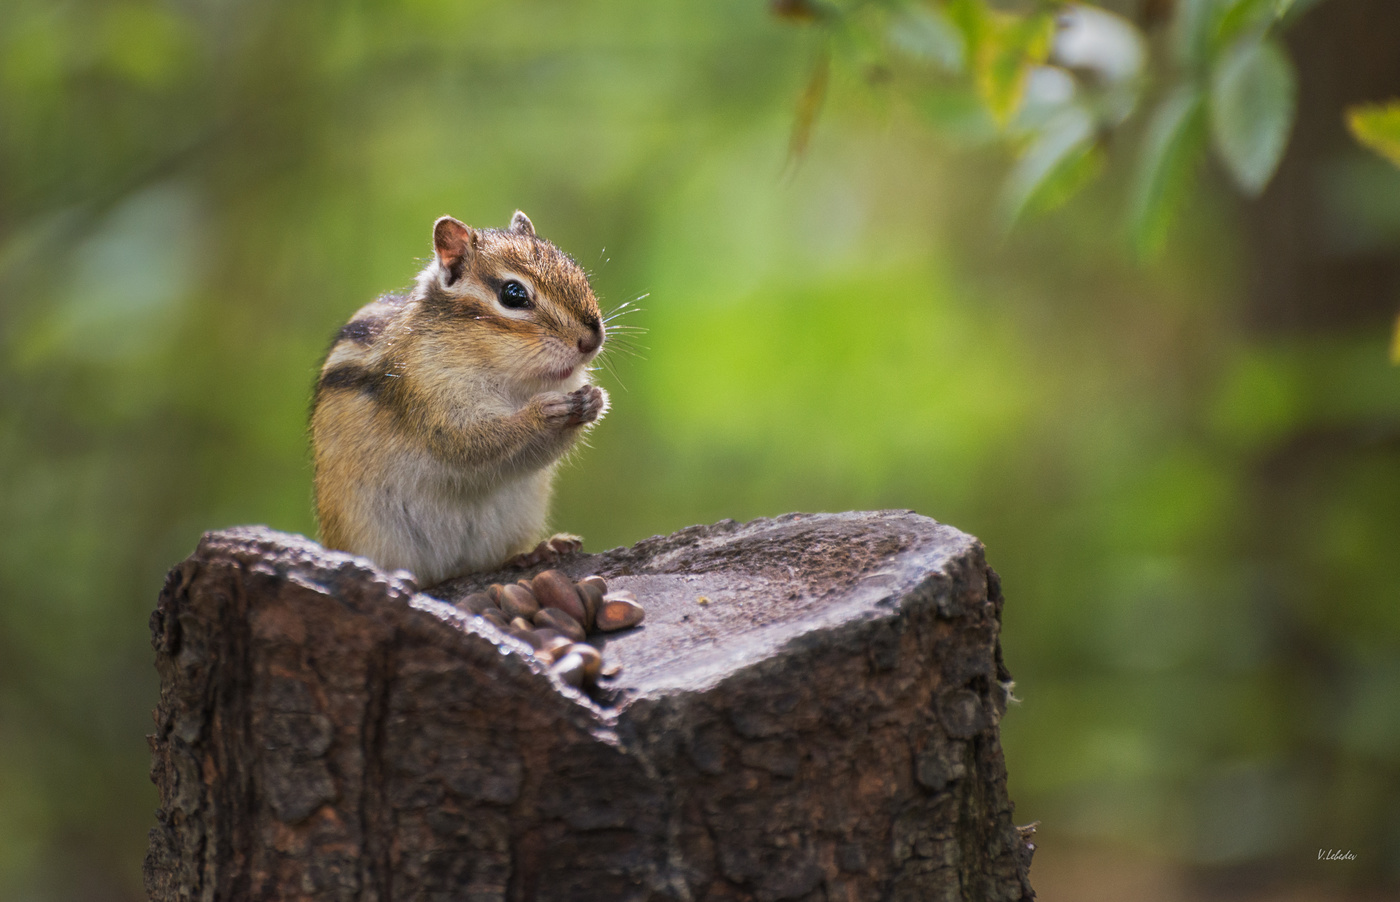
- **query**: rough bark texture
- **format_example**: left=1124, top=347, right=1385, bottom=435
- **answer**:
left=145, top=510, right=1034, bottom=902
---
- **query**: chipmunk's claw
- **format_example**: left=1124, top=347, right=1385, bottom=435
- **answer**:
left=506, top=533, right=583, bottom=569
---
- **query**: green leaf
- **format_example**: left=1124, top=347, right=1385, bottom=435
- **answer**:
left=887, top=5, right=964, bottom=74
left=1347, top=101, right=1400, bottom=169
left=945, top=1, right=1054, bottom=128
left=1131, top=86, right=1208, bottom=258
left=1392, top=312, right=1400, bottom=365
left=1210, top=37, right=1296, bottom=195
left=1215, top=0, right=1276, bottom=50
left=1173, top=0, right=1218, bottom=71
left=943, top=0, right=984, bottom=46
left=999, top=107, right=1100, bottom=226
left=975, top=12, right=1056, bottom=128
left=1175, top=0, right=1275, bottom=71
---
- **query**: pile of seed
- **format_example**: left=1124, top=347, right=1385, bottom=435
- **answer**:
left=454, top=570, right=644, bottom=689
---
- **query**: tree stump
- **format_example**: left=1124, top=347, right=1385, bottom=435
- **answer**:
left=144, top=510, right=1035, bottom=902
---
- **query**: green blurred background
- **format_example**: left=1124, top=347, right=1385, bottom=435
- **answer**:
left=1, top=0, right=1397, bottom=899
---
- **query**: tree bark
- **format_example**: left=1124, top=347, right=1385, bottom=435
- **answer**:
left=144, top=510, right=1035, bottom=902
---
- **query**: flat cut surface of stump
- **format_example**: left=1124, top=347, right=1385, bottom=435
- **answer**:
left=436, top=512, right=933, bottom=696
left=146, top=510, right=1035, bottom=902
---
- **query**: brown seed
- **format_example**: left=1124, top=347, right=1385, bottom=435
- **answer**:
left=533, top=607, right=586, bottom=642
left=539, top=635, right=575, bottom=662
left=550, top=651, right=587, bottom=688
left=543, top=635, right=574, bottom=652
left=507, top=626, right=544, bottom=650
left=600, top=660, right=623, bottom=678
left=500, top=583, right=540, bottom=620
left=478, top=608, right=510, bottom=629
left=595, top=595, right=645, bottom=632
left=531, top=569, right=587, bottom=624
left=487, top=583, right=505, bottom=604
left=567, top=643, right=603, bottom=679
left=576, top=579, right=605, bottom=630
left=456, top=591, right=496, bottom=614
left=509, top=616, right=534, bottom=632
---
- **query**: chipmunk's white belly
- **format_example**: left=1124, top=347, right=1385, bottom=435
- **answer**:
left=354, top=453, right=553, bottom=585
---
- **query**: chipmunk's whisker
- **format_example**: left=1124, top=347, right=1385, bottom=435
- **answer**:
left=602, top=336, right=645, bottom=359
left=602, top=297, right=646, bottom=326
left=594, top=353, right=629, bottom=391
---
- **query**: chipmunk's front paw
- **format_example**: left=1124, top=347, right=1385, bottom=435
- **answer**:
left=565, top=385, right=607, bottom=426
left=506, top=533, right=583, bottom=569
left=535, top=385, right=606, bottom=429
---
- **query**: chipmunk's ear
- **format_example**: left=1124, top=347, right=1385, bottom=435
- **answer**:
left=508, top=210, right=535, bottom=238
left=433, top=216, right=476, bottom=285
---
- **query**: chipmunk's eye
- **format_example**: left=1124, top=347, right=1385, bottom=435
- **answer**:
left=499, top=280, right=533, bottom=310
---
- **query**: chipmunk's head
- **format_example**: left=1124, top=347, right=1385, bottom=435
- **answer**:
left=418, top=211, right=604, bottom=389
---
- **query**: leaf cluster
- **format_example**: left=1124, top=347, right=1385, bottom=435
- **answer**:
left=777, top=0, right=1316, bottom=256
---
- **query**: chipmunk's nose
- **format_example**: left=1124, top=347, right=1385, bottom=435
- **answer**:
left=577, top=318, right=603, bottom=355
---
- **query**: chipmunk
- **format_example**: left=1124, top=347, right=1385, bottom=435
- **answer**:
left=311, top=211, right=608, bottom=586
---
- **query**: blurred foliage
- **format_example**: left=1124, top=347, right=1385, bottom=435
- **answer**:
left=1345, top=100, right=1400, bottom=361
left=779, top=0, right=1400, bottom=364
left=776, top=0, right=1314, bottom=248
left=0, top=0, right=1398, bottom=900
left=1349, top=101, right=1400, bottom=170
